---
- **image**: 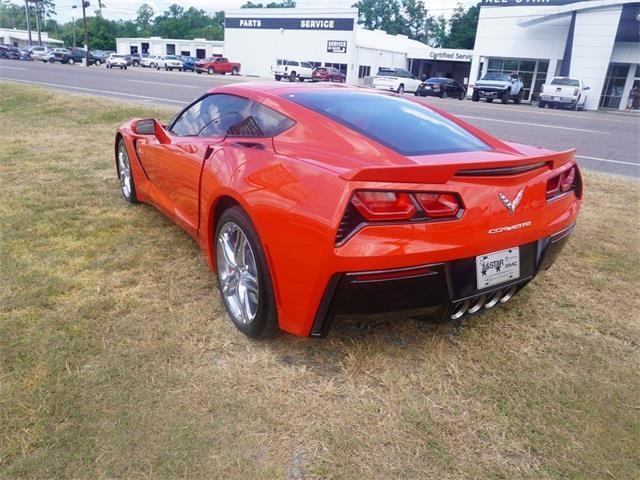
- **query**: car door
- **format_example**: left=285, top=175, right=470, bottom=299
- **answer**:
left=137, top=94, right=253, bottom=234
left=407, top=71, right=421, bottom=92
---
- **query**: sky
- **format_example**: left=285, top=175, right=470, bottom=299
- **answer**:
left=9, top=0, right=477, bottom=24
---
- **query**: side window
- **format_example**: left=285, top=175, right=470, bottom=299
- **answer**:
left=286, top=61, right=299, bottom=67
left=170, top=94, right=295, bottom=138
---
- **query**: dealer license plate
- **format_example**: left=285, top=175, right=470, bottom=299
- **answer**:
left=476, top=247, right=520, bottom=290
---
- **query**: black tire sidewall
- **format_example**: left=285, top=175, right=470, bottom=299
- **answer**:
left=215, top=206, right=278, bottom=338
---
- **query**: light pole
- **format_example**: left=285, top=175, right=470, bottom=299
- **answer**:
left=81, top=0, right=89, bottom=66
left=72, top=5, right=77, bottom=49
left=23, top=0, right=32, bottom=47
left=33, top=0, right=42, bottom=46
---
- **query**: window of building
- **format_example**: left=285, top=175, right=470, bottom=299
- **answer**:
left=196, top=48, right=206, bottom=59
left=166, top=44, right=176, bottom=55
left=141, top=42, right=149, bottom=54
left=130, top=45, right=138, bottom=54
left=486, top=57, right=548, bottom=101
left=358, top=65, right=371, bottom=78
left=308, top=61, right=322, bottom=68
left=599, top=63, right=630, bottom=109
left=324, top=63, right=347, bottom=75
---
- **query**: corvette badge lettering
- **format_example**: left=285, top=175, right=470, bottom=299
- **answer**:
left=488, top=221, right=532, bottom=234
left=499, top=189, right=524, bottom=214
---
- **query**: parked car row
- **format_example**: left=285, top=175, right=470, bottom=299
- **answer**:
left=0, top=45, right=32, bottom=60
left=271, top=59, right=346, bottom=83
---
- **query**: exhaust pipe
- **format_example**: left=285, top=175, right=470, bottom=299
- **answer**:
left=450, top=299, right=470, bottom=320
left=484, top=289, right=502, bottom=309
left=500, top=285, right=518, bottom=303
left=467, top=294, right=486, bottom=314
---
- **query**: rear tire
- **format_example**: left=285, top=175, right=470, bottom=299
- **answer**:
left=208, top=67, right=214, bottom=75
left=538, top=100, right=546, bottom=108
left=397, top=84, right=404, bottom=95
left=215, top=207, right=278, bottom=339
left=458, top=90, right=466, bottom=100
left=68, top=58, right=75, bottom=65
left=232, top=67, right=239, bottom=75
left=275, top=74, right=282, bottom=81
left=441, top=90, right=448, bottom=99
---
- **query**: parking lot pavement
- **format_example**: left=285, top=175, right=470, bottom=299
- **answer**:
left=2, top=59, right=638, bottom=178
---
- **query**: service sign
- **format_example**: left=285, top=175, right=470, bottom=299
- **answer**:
left=481, top=0, right=584, bottom=5
left=225, top=17, right=355, bottom=31
left=428, top=49, right=472, bottom=62
left=327, top=40, right=347, bottom=54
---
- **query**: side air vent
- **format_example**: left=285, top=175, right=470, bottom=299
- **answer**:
left=456, top=161, right=547, bottom=177
left=335, top=202, right=365, bottom=245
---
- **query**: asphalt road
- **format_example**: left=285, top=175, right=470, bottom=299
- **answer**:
left=2, top=59, right=639, bottom=178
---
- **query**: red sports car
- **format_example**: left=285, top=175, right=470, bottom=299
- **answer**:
left=115, top=83, right=582, bottom=338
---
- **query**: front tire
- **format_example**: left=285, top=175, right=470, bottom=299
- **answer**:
left=289, top=71, right=296, bottom=82
left=538, top=100, right=546, bottom=108
left=216, top=207, right=278, bottom=339
left=68, top=58, right=75, bottom=65
left=275, top=74, right=282, bottom=81
left=441, top=90, right=448, bottom=99
left=514, top=90, right=523, bottom=104
left=472, top=90, right=479, bottom=102
left=232, top=67, right=239, bottom=75
left=208, top=67, right=214, bottom=75
left=95, top=60, right=101, bottom=66
left=501, top=90, right=510, bottom=104
left=117, top=139, right=137, bottom=204
left=397, top=84, right=404, bottom=95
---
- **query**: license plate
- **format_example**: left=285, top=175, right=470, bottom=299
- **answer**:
left=476, top=247, right=520, bottom=290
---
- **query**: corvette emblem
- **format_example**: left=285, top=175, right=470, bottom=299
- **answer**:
left=499, top=189, right=524, bottom=214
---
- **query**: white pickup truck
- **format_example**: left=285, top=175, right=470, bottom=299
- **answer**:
left=538, top=77, right=590, bottom=110
left=272, top=59, right=314, bottom=82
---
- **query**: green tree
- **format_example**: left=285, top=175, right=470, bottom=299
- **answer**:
left=401, top=0, right=429, bottom=42
left=135, top=3, right=154, bottom=35
left=428, top=15, right=448, bottom=48
left=241, top=1, right=296, bottom=7
left=352, top=0, right=407, bottom=36
left=447, top=3, right=479, bottom=49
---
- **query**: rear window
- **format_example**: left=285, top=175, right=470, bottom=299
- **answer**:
left=377, top=69, right=398, bottom=77
left=551, top=78, right=580, bottom=87
left=284, top=91, right=489, bottom=156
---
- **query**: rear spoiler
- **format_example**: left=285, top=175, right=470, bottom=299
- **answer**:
left=339, top=149, right=576, bottom=184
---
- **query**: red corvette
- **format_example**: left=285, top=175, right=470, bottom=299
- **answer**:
left=115, top=83, right=582, bottom=338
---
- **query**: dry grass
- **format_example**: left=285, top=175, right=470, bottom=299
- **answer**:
left=1, top=83, right=639, bottom=479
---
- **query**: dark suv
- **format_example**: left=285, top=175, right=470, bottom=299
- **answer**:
left=50, top=48, right=98, bottom=66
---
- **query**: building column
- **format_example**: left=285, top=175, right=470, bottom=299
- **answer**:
left=559, top=11, right=576, bottom=77
left=619, top=63, right=637, bottom=111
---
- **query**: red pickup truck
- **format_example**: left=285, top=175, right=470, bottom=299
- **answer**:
left=195, top=57, right=241, bottom=75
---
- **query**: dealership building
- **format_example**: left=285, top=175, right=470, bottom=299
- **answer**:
left=471, top=0, right=640, bottom=110
left=223, top=8, right=473, bottom=86
left=115, top=36, right=224, bottom=59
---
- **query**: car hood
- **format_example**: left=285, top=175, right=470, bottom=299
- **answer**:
left=476, top=80, right=509, bottom=88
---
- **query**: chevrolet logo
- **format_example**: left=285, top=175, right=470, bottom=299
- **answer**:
left=499, top=189, right=524, bottom=214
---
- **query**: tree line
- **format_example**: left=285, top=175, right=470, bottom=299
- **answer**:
left=0, top=1, right=478, bottom=51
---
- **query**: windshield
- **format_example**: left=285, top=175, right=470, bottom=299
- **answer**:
left=551, top=78, right=580, bottom=87
left=377, top=69, right=399, bottom=77
left=284, top=91, right=489, bottom=156
left=482, top=73, right=510, bottom=82
left=166, top=55, right=178, bottom=60
left=112, top=55, right=124, bottom=58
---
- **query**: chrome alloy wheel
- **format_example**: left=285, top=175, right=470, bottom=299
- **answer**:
left=216, top=222, right=260, bottom=324
left=118, top=144, right=132, bottom=198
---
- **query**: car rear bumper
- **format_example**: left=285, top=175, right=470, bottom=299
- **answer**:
left=309, top=223, right=575, bottom=336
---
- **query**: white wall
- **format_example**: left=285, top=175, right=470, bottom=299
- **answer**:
left=116, top=38, right=223, bottom=58
left=224, top=9, right=358, bottom=82
left=569, top=5, right=623, bottom=110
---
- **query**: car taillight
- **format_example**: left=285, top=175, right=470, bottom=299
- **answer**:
left=352, top=191, right=416, bottom=221
left=546, top=164, right=581, bottom=201
left=415, top=193, right=460, bottom=218
left=336, top=190, right=463, bottom=245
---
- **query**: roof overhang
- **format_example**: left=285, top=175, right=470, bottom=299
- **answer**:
left=517, top=0, right=631, bottom=27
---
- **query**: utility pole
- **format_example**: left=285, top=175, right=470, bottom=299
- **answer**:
left=72, top=4, right=77, bottom=49
left=23, top=0, right=32, bottom=47
left=33, top=0, right=42, bottom=46
left=82, top=0, right=89, bottom=66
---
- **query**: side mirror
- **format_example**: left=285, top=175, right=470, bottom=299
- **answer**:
left=584, top=86, right=590, bottom=90
left=133, top=118, right=156, bottom=135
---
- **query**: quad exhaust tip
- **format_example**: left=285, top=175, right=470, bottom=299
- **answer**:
left=450, top=285, right=518, bottom=320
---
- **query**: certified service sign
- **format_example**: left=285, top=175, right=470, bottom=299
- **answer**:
left=327, top=40, right=347, bottom=54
